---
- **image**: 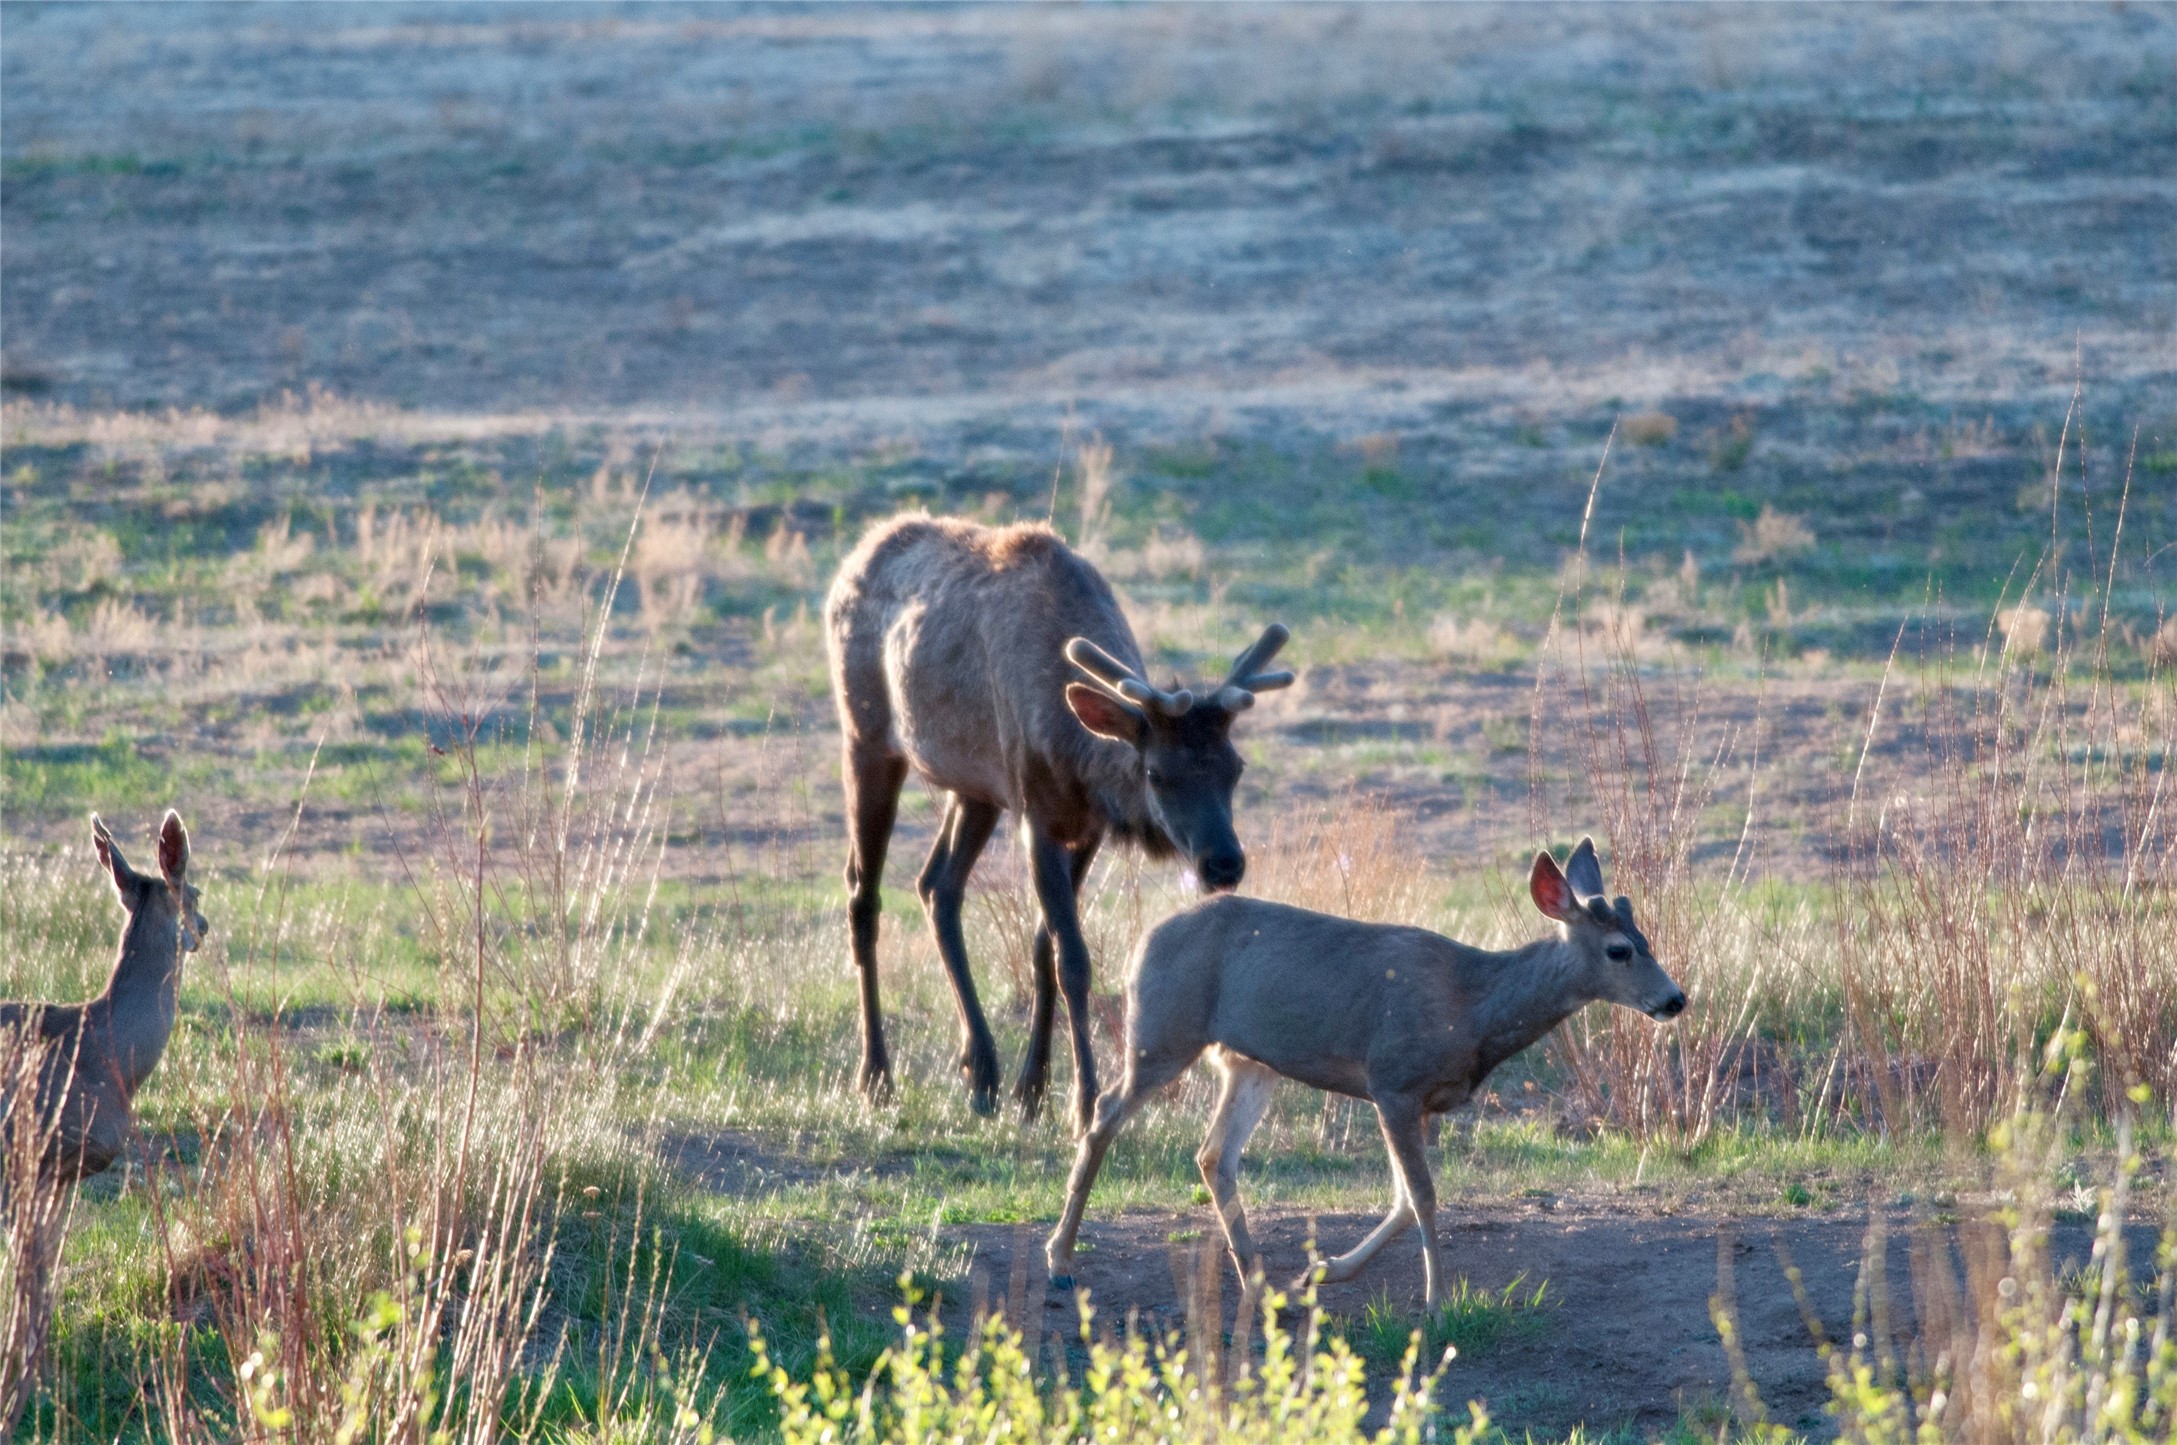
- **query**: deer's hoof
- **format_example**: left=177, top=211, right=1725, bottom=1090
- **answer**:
left=968, top=1086, right=999, bottom=1117
left=1048, top=1272, right=1075, bottom=1292
left=858, top=1061, right=894, bottom=1101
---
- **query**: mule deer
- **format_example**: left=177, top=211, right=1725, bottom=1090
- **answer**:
left=825, top=514, right=1292, bottom=1128
left=1, top=811, right=207, bottom=1185
left=1046, top=837, right=1684, bottom=1305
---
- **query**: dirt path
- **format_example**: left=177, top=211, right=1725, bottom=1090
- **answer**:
left=946, top=1202, right=2149, bottom=1438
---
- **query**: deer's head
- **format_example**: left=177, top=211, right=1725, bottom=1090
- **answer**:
left=92, top=810, right=208, bottom=953
left=1529, top=837, right=1684, bottom=1021
left=1062, top=624, right=1293, bottom=892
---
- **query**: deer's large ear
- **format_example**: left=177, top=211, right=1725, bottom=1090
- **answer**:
left=90, top=813, right=133, bottom=893
left=1565, top=836, right=1605, bottom=900
left=1529, top=849, right=1582, bottom=923
left=158, top=810, right=190, bottom=883
left=1065, top=683, right=1146, bottom=745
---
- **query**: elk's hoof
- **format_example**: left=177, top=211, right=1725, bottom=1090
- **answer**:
left=858, top=1061, right=894, bottom=1100
left=1048, top=1272, right=1075, bottom=1292
left=969, top=1086, right=999, bottom=1117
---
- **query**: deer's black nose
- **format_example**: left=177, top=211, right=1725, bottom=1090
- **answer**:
left=1198, top=849, right=1246, bottom=892
left=1656, top=992, right=1687, bottom=1019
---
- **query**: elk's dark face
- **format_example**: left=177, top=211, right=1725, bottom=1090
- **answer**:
left=1139, top=703, right=1248, bottom=891
left=1065, top=687, right=1250, bottom=891
left=1063, top=625, right=1291, bottom=894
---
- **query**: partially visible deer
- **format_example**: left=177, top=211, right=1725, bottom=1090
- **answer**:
left=825, top=514, right=1292, bottom=1128
left=1046, top=837, right=1684, bottom=1305
left=1, top=811, right=208, bottom=1185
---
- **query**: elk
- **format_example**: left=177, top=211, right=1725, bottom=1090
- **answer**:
left=824, top=513, right=1292, bottom=1129
left=1046, top=837, right=1684, bottom=1305
left=1, top=811, right=208, bottom=1186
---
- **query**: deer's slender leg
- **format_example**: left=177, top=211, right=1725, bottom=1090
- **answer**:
left=1045, top=1034, right=1198, bottom=1287
left=1015, top=830, right=1100, bottom=1120
left=1373, top=1094, right=1443, bottom=1308
left=917, top=794, right=1004, bottom=1115
left=1026, top=822, right=1104, bottom=1135
left=1196, top=1051, right=1279, bottom=1286
left=844, top=746, right=909, bottom=1100
left=1300, top=1179, right=1413, bottom=1289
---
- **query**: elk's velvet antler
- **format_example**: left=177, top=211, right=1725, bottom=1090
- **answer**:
left=1212, top=623, right=1295, bottom=712
left=1064, top=637, right=1194, bottom=717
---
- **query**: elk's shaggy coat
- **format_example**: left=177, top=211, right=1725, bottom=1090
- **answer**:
left=826, top=514, right=1289, bottom=1125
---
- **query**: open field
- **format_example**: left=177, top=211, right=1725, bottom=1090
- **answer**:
left=5, top=4, right=2177, bottom=1441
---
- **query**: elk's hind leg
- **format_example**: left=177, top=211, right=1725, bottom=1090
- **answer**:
left=1196, top=1050, right=1278, bottom=1288
left=917, top=794, right=1004, bottom=1114
left=844, top=744, right=909, bottom=1100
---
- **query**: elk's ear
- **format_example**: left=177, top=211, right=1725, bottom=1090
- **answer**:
left=90, top=813, right=134, bottom=893
left=1529, top=849, right=1582, bottom=923
left=1065, top=684, right=1146, bottom=745
left=158, top=810, right=190, bottom=883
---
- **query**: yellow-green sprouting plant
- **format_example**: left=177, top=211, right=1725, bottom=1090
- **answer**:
left=748, top=1272, right=1490, bottom=1445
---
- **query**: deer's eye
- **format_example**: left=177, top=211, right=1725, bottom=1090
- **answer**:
left=1605, top=942, right=1633, bottom=962
left=1145, top=769, right=1171, bottom=788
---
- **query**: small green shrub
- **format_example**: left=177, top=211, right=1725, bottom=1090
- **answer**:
left=751, top=1278, right=1490, bottom=1445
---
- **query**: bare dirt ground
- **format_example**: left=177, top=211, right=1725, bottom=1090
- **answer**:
left=945, top=1205, right=2160, bottom=1438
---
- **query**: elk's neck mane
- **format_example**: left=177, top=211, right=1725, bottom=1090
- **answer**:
left=1057, top=715, right=1175, bottom=860
left=1094, top=785, right=1177, bottom=860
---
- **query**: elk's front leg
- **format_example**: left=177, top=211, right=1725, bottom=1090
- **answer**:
left=1027, top=823, right=1100, bottom=1134
left=1015, top=831, right=1099, bottom=1120
left=917, top=795, right=1003, bottom=1114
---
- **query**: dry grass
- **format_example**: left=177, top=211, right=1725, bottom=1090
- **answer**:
left=5, top=448, right=2175, bottom=1436
left=1719, top=1044, right=2177, bottom=1442
left=1732, top=506, right=1817, bottom=567
left=3, top=529, right=690, bottom=1439
left=1425, top=614, right=1514, bottom=667
left=1, top=1022, right=81, bottom=1439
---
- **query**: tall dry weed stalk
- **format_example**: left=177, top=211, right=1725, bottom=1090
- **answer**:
left=1530, top=429, right=2174, bottom=1144
left=1718, top=1033, right=2177, bottom=1442
left=1533, top=576, right=1760, bottom=1143
left=1076, top=434, right=1116, bottom=558
left=135, top=487, right=689, bottom=1437
left=1, top=1021, right=81, bottom=1438
left=1826, top=443, right=2174, bottom=1135
left=1244, top=795, right=1434, bottom=926
left=1829, top=603, right=2177, bottom=1135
